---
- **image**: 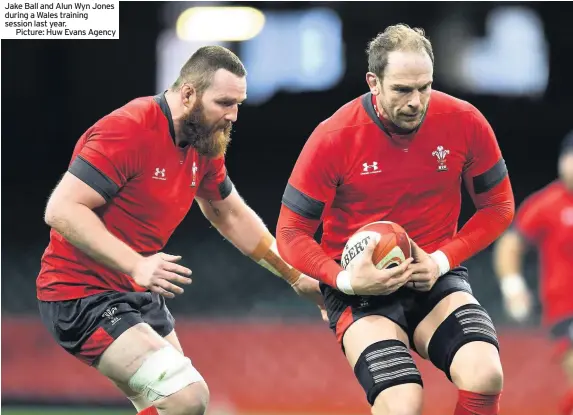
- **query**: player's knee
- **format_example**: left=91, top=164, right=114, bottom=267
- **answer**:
left=157, top=381, right=210, bottom=415
left=371, top=384, right=423, bottom=415
left=451, top=344, right=503, bottom=394
left=127, top=346, right=206, bottom=411
left=428, top=304, right=503, bottom=393
left=354, top=339, right=423, bottom=407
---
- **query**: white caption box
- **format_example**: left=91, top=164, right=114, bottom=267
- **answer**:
left=2, top=0, right=119, bottom=39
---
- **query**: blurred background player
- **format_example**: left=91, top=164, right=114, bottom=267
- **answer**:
left=493, top=131, right=573, bottom=415
left=277, top=24, right=514, bottom=415
left=36, top=46, right=323, bottom=415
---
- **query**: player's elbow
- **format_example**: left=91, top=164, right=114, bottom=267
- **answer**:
left=44, top=196, right=64, bottom=228
left=275, top=231, right=288, bottom=262
left=44, top=194, right=77, bottom=229
left=489, top=193, right=515, bottom=233
left=275, top=214, right=297, bottom=263
left=501, top=198, right=515, bottom=231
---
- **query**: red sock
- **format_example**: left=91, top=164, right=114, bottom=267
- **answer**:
left=137, top=407, right=159, bottom=415
left=454, top=389, right=501, bottom=415
left=559, top=390, right=573, bottom=415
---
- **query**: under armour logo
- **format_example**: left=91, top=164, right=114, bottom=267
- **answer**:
left=363, top=162, right=378, bottom=172
left=361, top=161, right=381, bottom=175
left=153, top=168, right=166, bottom=180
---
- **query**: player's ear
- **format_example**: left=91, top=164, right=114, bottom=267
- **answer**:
left=180, top=83, right=197, bottom=108
left=366, top=72, right=380, bottom=95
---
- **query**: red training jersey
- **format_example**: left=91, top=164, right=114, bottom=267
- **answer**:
left=277, top=91, right=514, bottom=287
left=514, top=181, right=573, bottom=324
left=37, top=93, right=233, bottom=301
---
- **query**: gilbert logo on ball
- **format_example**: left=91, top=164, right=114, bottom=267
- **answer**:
left=341, top=221, right=412, bottom=270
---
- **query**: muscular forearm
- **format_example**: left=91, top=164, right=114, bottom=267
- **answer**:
left=205, top=199, right=302, bottom=284
left=207, top=199, right=266, bottom=255
left=45, top=203, right=142, bottom=274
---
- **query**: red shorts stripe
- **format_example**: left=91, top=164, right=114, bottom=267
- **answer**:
left=336, top=306, right=354, bottom=344
left=78, top=326, right=114, bottom=365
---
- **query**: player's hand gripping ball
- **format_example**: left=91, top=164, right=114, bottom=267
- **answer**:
left=341, top=221, right=412, bottom=270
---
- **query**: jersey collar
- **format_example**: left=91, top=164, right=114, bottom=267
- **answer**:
left=153, top=91, right=177, bottom=145
left=361, top=92, right=428, bottom=140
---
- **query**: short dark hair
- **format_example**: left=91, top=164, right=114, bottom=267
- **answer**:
left=367, top=24, right=434, bottom=79
left=171, top=46, right=247, bottom=94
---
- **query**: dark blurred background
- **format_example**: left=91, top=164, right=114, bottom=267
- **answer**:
left=3, top=1, right=572, bottom=320
left=2, top=2, right=571, bottom=413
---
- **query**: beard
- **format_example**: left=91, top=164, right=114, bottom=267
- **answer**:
left=377, top=97, right=428, bottom=134
left=390, top=105, right=427, bottom=134
left=180, top=100, right=232, bottom=158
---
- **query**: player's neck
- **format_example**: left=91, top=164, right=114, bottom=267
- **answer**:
left=562, top=180, right=573, bottom=193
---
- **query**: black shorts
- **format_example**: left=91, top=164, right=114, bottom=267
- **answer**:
left=550, top=316, right=573, bottom=340
left=38, top=291, right=175, bottom=366
left=550, top=316, right=573, bottom=358
left=320, top=266, right=473, bottom=350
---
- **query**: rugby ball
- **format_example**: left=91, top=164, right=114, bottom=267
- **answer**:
left=340, top=221, right=412, bottom=270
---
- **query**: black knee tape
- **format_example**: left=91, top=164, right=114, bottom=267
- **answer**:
left=353, top=339, right=423, bottom=405
left=428, top=304, right=499, bottom=381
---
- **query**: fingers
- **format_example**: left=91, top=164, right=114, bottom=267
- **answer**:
left=162, top=261, right=192, bottom=278
left=364, top=234, right=381, bottom=255
left=393, top=267, right=414, bottom=286
left=406, top=281, right=432, bottom=291
left=155, top=278, right=185, bottom=295
left=409, top=239, right=426, bottom=254
left=409, top=239, right=430, bottom=262
left=385, top=258, right=413, bottom=277
left=150, top=285, right=175, bottom=299
left=408, top=271, right=432, bottom=282
left=407, top=262, right=427, bottom=274
left=159, top=269, right=192, bottom=285
left=158, top=253, right=183, bottom=262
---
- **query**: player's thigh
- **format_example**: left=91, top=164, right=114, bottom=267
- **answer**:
left=38, top=291, right=163, bottom=367
left=110, top=329, right=183, bottom=394
left=320, top=281, right=422, bottom=412
left=412, top=290, right=479, bottom=359
left=96, top=322, right=172, bottom=382
left=344, top=315, right=411, bottom=366
left=110, top=327, right=198, bottom=408
left=164, top=329, right=184, bottom=354
left=343, top=315, right=423, bottom=414
left=412, top=289, right=502, bottom=391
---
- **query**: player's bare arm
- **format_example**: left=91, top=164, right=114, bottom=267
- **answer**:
left=195, top=189, right=326, bottom=316
left=45, top=172, right=192, bottom=298
left=493, top=230, right=532, bottom=322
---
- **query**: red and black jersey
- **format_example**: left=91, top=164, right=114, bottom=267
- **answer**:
left=37, top=93, right=233, bottom=301
left=277, top=90, right=514, bottom=287
left=514, top=181, right=573, bottom=324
